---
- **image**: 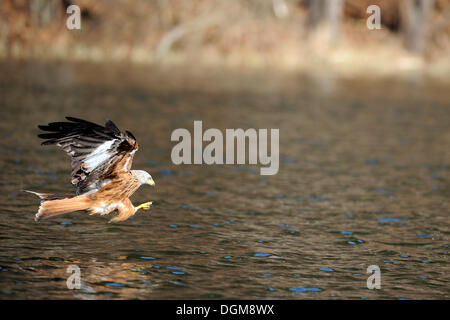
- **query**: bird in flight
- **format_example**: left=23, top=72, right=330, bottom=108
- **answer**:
left=26, top=117, right=155, bottom=223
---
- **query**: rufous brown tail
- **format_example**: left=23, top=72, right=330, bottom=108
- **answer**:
left=25, top=191, right=91, bottom=222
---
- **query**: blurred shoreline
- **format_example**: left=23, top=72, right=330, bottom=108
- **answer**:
left=2, top=44, right=449, bottom=83
left=1, top=0, right=449, bottom=82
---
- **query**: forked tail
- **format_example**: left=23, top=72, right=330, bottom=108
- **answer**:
left=25, top=191, right=91, bottom=222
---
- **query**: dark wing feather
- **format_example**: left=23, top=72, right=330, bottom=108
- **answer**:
left=38, top=117, right=138, bottom=195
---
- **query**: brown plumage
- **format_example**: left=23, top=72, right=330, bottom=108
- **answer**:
left=26, top=117, right=155, bottom=223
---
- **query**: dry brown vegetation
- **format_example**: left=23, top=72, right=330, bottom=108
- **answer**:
left=0, top=0, right=449, bottom=78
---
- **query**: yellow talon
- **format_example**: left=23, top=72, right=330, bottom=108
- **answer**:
left=136, top=201, right=153, bottom=211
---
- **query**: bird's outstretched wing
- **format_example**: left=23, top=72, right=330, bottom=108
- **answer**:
left=38, top=117, right=138, bottom=195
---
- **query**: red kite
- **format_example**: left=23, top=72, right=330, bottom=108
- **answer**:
left=26, top=117, right=155, bottom=223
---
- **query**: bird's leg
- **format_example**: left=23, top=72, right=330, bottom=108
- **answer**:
left=135, top=201, right=153, bottom=212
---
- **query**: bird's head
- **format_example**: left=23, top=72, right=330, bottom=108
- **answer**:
left=133, top=170, right=155, bottom=187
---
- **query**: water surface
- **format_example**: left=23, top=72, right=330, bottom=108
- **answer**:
left=0, top=62, right=448, bottom=299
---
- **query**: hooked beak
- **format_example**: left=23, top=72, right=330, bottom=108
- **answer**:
left=147, top=178, right=155, bottom=186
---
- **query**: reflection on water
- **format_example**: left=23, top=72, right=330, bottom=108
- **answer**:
left=0, top=62, right=448, bottom=299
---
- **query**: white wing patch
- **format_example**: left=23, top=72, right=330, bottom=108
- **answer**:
left=122, top=150, right=136, bottom=171
left=93, top=202, right=119, bottom=215
left=83, top=140, right=117, bottom=171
